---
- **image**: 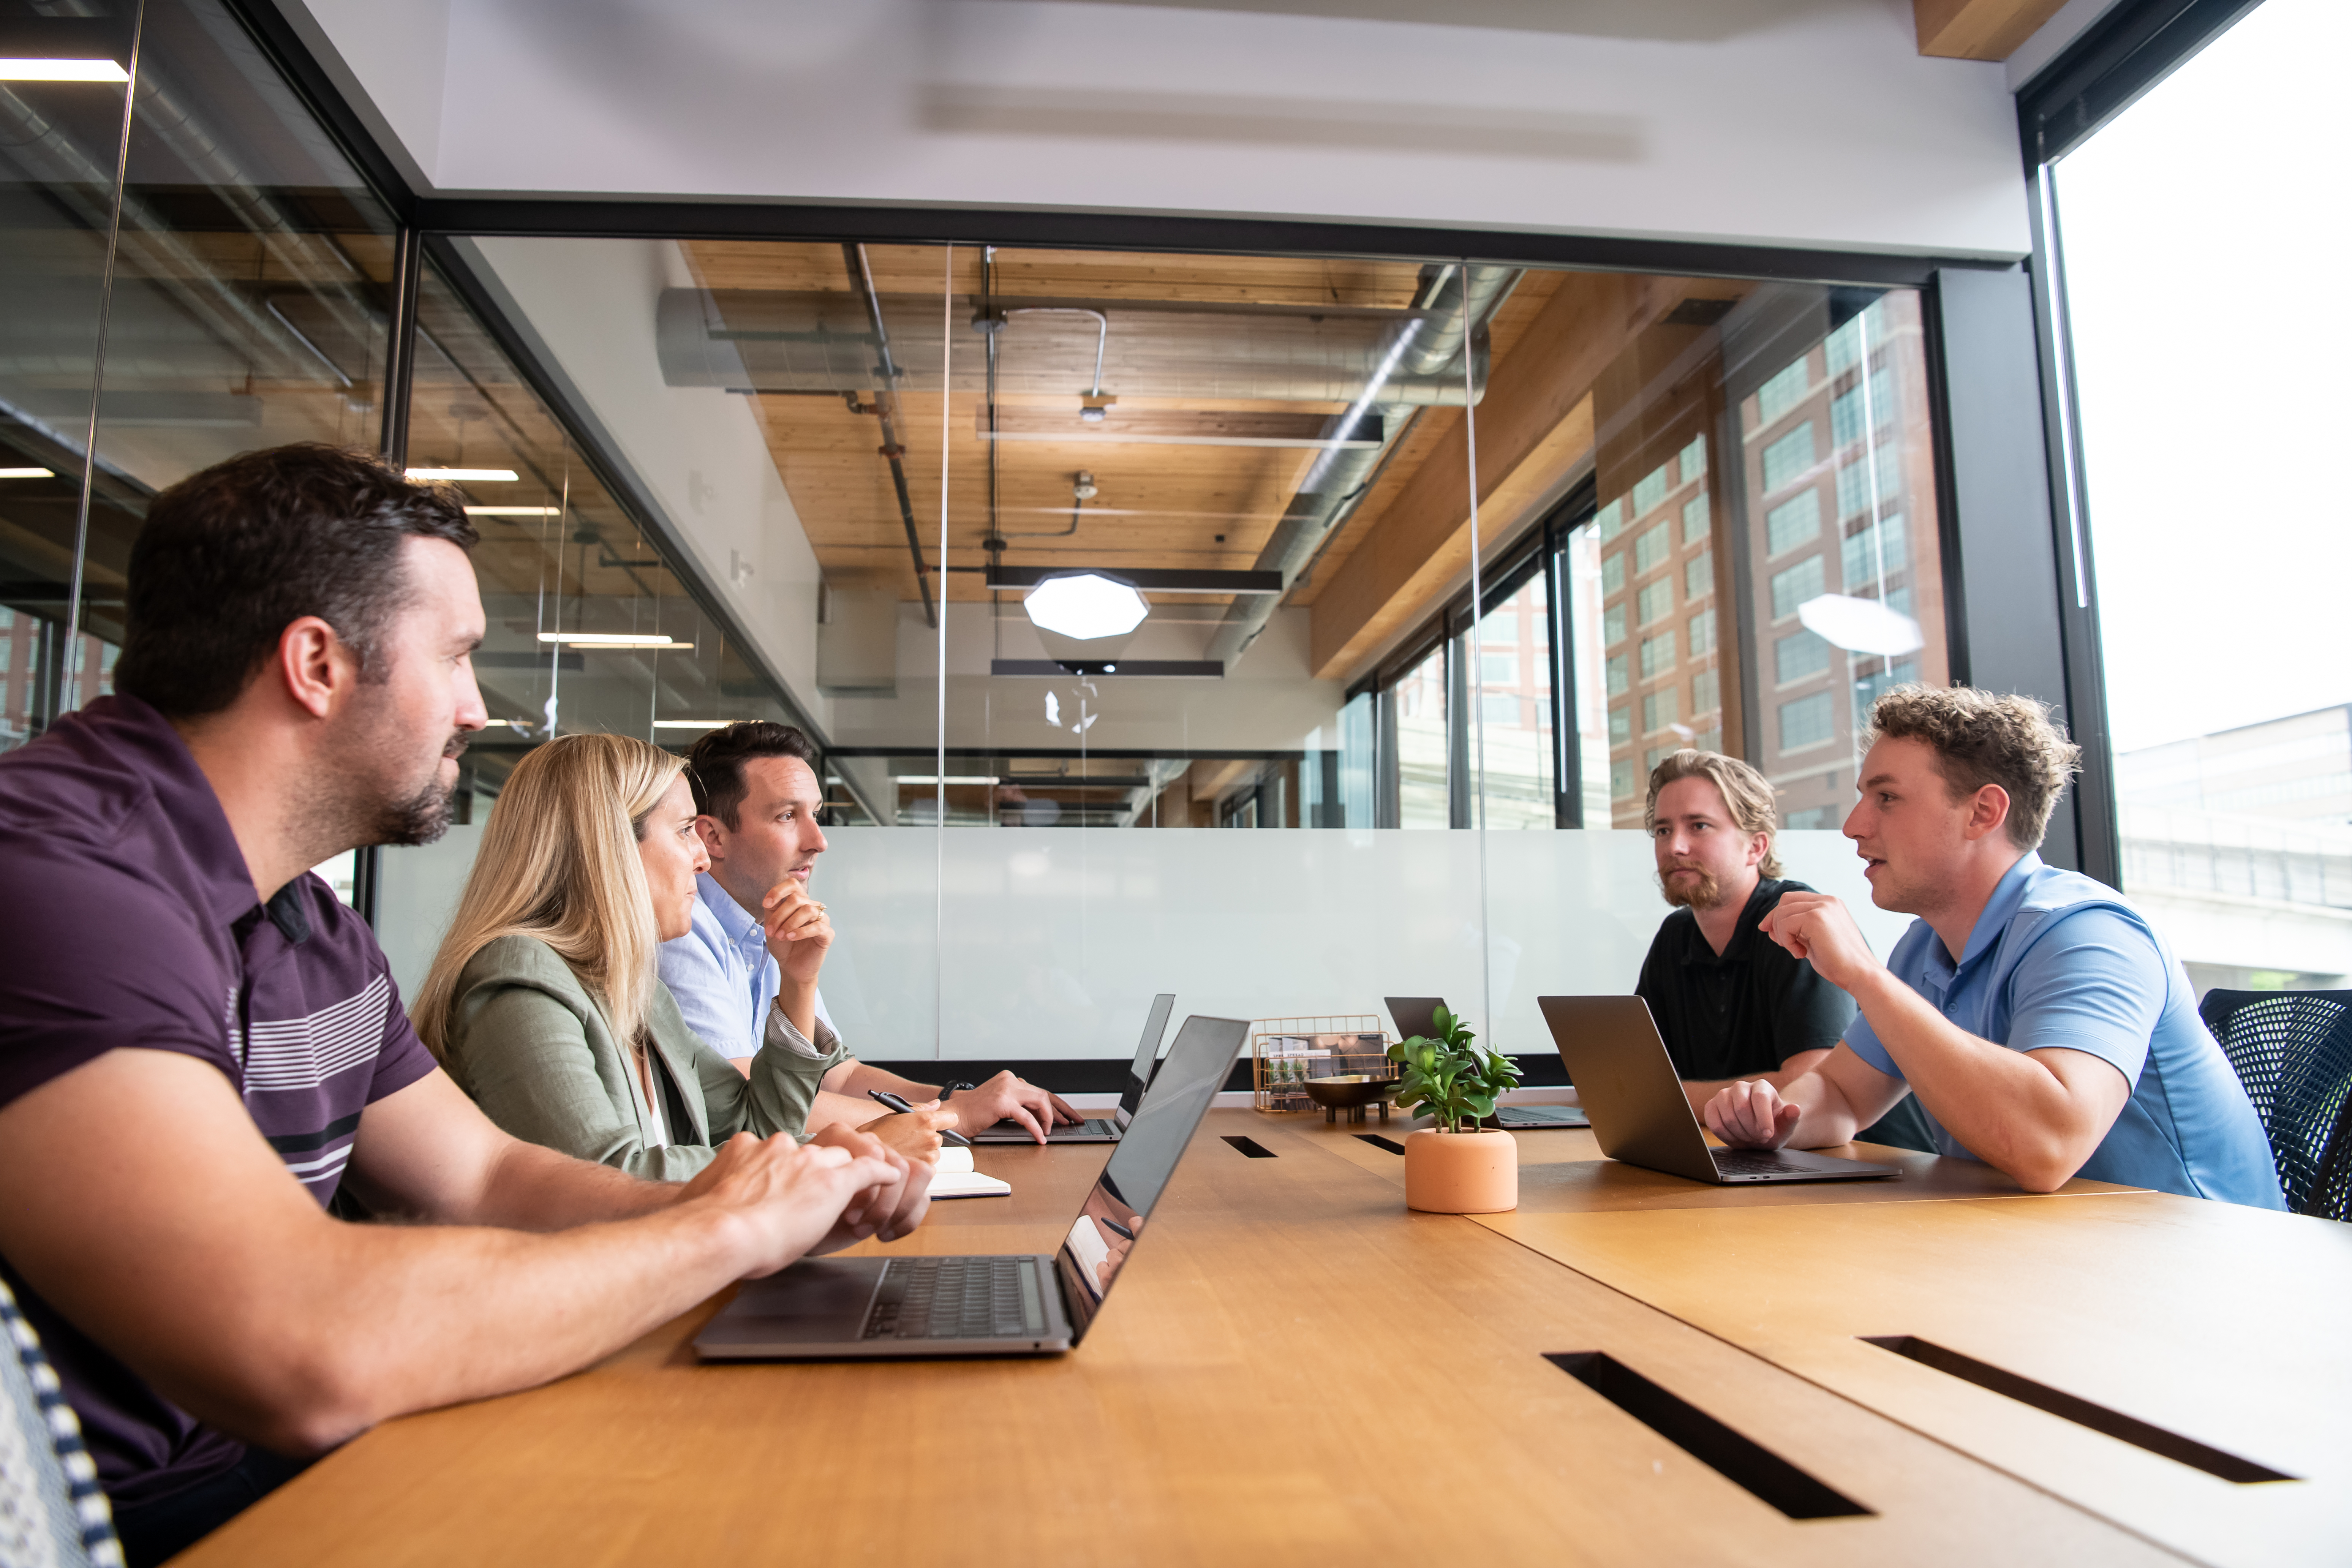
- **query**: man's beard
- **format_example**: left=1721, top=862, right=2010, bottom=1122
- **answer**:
left=1658, top=863, right=1723, bottom=910
left=311, top=694, right=470, bottom=853
left=368, top=733, right=467, bottom=846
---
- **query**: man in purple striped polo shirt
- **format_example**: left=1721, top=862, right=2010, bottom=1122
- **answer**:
left=0, top=446, right=929, bottom=1566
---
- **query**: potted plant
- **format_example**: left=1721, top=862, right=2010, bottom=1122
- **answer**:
left=1388, top=1005, right=1524, bottom=1213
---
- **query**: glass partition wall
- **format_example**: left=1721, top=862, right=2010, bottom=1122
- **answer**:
left=5, top=0, right=1957, bottom=1071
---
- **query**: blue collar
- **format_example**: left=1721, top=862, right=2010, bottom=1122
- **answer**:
left=696, top=871, right=763, bottom=948
left=1928, top=850, right=2042, bottom=975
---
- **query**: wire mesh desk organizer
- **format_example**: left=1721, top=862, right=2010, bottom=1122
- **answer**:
left=1253, top=1015, right=1399, bottom=1121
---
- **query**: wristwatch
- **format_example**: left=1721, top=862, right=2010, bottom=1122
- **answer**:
left=939, top=1081, right=977, bottom=1101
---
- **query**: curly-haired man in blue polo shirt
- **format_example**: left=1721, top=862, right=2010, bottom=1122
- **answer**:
left=1704, top=685, right=2281, bottom=1207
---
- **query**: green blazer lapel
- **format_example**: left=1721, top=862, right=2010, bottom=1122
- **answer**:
left=643, top=983, right=715, bottom=1146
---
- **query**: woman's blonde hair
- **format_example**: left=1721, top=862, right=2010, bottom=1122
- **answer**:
left=414, top=733, right=686, bottom=1062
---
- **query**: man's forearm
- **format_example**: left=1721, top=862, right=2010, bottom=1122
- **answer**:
left=1845, top=969, right=2094, bottom=1183
left=469, top=1138, right=681, bottom=1231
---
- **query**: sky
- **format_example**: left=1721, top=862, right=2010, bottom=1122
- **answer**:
left=2054, top=0, right=2351, bottom=754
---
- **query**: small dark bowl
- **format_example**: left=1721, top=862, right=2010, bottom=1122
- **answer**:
left=1302, top=1074, right=1396, bottom=1111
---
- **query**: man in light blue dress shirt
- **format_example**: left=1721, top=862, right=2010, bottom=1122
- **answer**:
left=656, top=721, right=1077, bottom=1141
left=1704, top=687, right=2281, bottom=1208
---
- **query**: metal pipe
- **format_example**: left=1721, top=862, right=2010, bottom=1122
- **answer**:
left=1002, top=306, right=1108, bottom=397
left=842, top=242, right=937, bottom=630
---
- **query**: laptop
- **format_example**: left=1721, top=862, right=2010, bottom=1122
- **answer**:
left=969, top=993, right=1175, bottom=1143
left=695, top=1013, right=1248, bottom=1359
left=1535, top=996, right=1897, bottom=1184
left=1384, top=996, right=1589, bottom=1129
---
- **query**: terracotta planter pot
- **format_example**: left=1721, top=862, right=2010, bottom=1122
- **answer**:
left=1402, top=1127, right=1518, bottom=1213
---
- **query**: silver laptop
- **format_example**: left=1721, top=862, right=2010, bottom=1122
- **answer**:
left=694, top=1013, right=1248, bottom=1360
left=1385, top=996, right=1589, bottom=1129
left=970, top=993, right=1175, bottom=1144
left=1535, top=996, right=1897, bottom=1184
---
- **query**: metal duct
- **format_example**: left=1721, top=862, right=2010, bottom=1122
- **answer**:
left=1204, top=262, right=1519, bottom=669
left=655, top=289, right=1488, bottom=406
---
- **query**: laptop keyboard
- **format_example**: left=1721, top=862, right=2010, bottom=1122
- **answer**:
left=991, top=1117, right=1117, bottom=1138
left=861, top=1256, right=1046, bottom=1340
left=1711, top=1148, right=1816, bottom=1176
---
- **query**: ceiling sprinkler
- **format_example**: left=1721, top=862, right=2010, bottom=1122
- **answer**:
left=1073, top=472, right=1099, bottom=502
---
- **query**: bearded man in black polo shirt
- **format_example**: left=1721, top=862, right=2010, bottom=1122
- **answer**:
left=1634, top=750, right=1933, bottom=1152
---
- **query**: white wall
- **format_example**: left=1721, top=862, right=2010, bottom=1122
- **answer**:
left=461, top=236, right=833, bottom=735
left=284, top=0, right=2033, bottom=258
left=376, top=824, right=1910, bottom=1061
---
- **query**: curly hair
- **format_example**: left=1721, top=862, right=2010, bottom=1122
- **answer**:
left=1865, top=685, right=2080, bottom=850
left=1644, top=749, right=1784, bottom=877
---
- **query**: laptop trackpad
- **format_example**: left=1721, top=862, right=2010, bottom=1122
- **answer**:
left=708, top=1257, right=884, bottom=1342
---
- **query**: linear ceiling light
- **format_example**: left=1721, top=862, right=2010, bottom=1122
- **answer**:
left=653, top=719, right=730, bottom=730
left=465, top=505, right=561, bottom=516
left=1023, top=572, right=1148, bottom=641
left=897, top=776, right=1002, bottom=786
left=407, top=466, right=518, bottom=482
left=536, top=632, right=691, bottom=648
left=0, top=467, right=56, bottom=479
left=0, top=58, right=129, bottom=82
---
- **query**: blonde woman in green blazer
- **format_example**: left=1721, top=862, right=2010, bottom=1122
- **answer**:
left=415, top=733, right=947, bottom=1181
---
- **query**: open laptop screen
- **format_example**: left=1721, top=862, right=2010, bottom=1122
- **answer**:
left=1057, top=1014, right=1246, bottom=1341
left=1114, top=993, right=1177, bottom=1129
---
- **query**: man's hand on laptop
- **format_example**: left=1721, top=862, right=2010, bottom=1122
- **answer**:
left=681, top=1128, right=929, bottom=1270
left=956, top=1072, right=1080, bottom=1143
left=1703, top=1079, right=1803, bottom=1149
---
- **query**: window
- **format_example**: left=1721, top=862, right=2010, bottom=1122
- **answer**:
left=1602, top=552, right=1625, bottom=594
left=1687, top=609, right=1716, bottom=659
left=1643, top=688, right=1679, bottom=734
left=1784, top=805, right=1840, bottom=830
left=1853, top=658, right=1920, bottom=731
left=1824, top=302, right=1886, bottom=374
left=1636, top=578, right=1673, bottom=626
left=1691, top=669, right=1719, bottom=715
left=1595, top=498, right=1626, bottom=540
left=1477, top=578, right=1553, bottom=829
left=1609, top=705, right=1632, bottom=745
left=1633, top=522, right=1672, bottom=575
left=1761, top=422, right=1816, bottom=493
left=1836, top=445, right=1902, bottom=517
left=1770, top=555, right=1825, bottom=621
left=1684, top=550, right=1713, bottom=602
left=1482, top=692, right=1523, bottom=727
left=1604, top=604, right=1627, bottom=646
left=1480, top=651, right=1517, bottom=686
left=1757, top=359, right=1811, bottom=426
left=1633, top=463, right=1671, bottom=516
left=1680, top=434, right=1707, bottom=486
left=1606, top=653, right=1629, bottom=696
left=1764, top=490, right=1820, bottom=556
left=1639, top=632, right=1674, bottom=681
left=1776, top=629, right=1831, bottom=684
left=1484, top=615, right=1517, bottom=646
left=1841, top=515, right=1908, bottom=587
left=1830, top=367, right=1895, bottom=448
left=1611, top=757, right=1634, bottom=800
left=1394, top=645, right=1449, bottom=829
left=1780, top=690, right=1835, bottom=751
left=1682, top=494, right=1710, bottom=545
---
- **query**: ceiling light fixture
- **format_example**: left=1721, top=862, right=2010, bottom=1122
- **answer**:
left=536, top=632, right=691, bottom=649
left=1796, top=594, right=1924, bottom=658
left=465, top=505, right=561, bottom=516
left=0, top=467, right=56, bottom=479
left=407, top=466, right=518, bottom=482
left=0, top=58, right=129, bottom=82
left=897, top=775, right=1002, bottom=786
left=653, top=719, right=730, bottom=730
left=1023, top=572, right=1148, bottom=642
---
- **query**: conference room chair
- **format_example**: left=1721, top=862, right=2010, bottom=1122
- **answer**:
left=2199, top=988, right=2352, bottom=1222
left=1, top=1276, right=123, bottom=1567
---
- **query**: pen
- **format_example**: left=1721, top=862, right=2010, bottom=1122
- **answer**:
left=868, top=1088, right=974, bottom=1146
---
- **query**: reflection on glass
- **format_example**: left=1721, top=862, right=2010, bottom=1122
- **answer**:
left=0, top=17, right=132, bottom=748
left=409, top=262, right=812, bottom=819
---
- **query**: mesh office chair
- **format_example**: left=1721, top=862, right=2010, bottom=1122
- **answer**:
left=1, top=1275, right=122, bottom=1568
left=2198, top=989, right=2352, bottom=1222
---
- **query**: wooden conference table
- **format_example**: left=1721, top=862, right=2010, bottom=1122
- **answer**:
left=180, top=1111, right=2352, bottom=1568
